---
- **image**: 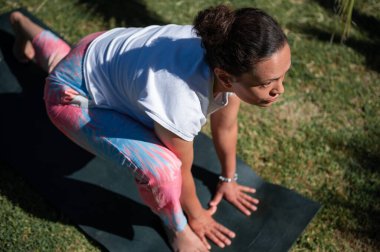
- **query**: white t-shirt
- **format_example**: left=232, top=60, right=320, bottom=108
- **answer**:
left=83, top=25, right=229, bottom=141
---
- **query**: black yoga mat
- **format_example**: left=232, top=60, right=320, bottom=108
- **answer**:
left=0, top=9, right=321, bottom=252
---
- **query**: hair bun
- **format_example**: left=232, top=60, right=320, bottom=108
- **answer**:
left=193, top=5, right=235, bottom=48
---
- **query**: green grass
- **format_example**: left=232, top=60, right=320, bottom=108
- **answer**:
left=0, top=0, right=379, bottom=251
left=0, top=165, right=98, bottom=251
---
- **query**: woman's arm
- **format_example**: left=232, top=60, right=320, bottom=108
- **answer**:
left=153, top=123, right=235, bottom=249
left=210, top=95, right=259, bottom=215
left=153, top=122, right=204, bottom=218
left=210, top=94, right=240, bottom=178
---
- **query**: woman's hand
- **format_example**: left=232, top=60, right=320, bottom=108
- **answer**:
left=188, top=206, right=235, bottom=249
left=209, top=181, right=259, bottom=216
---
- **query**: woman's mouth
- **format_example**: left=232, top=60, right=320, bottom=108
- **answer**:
left=264, top=97, right=278, bottom=104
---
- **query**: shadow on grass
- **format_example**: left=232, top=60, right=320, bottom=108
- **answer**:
left=77, top=0, right=166, bottom=27
left=0, top=9, right=169, bottom=250
left=0, top=8, right=216, bottom=251
left=0, top=164, right=157, bottom=251
left=316, top=188, right=380, bottom=250
left=297, top=0, right=380, bottom=73
left=320, top=131, right=380, bottom=249
left=0, top=36, right=165, bottom=252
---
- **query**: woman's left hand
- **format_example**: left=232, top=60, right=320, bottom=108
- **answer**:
left=209, top=181, right=259, bottom=216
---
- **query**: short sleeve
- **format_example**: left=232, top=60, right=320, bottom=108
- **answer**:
left=138, top=69, right=207, bottom=141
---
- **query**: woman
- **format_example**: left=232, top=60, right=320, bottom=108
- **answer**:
left=10, top=4, right=291, bottom=251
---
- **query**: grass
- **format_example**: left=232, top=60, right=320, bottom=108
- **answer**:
left=0, top=164, right=98, bottom=251
left=0, top=0, right=379, bottom=251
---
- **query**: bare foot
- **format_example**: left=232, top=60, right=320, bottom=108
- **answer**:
left=165, top=224, right=209, bottom=252
left=10, top=11, right=35, bottom=62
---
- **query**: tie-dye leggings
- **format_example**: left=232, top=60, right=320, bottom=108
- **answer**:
left=32, top=30, right=187, bottom=232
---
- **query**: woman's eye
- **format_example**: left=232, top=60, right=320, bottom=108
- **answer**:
left=260, top=82, right=271, bottom=88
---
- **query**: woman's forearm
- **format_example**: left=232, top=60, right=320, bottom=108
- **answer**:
left=210, top=95, right=240, bottom=178
left=153, top=123, right=205, bottom=220
left=180, top=169, right=204, bottom=219
left=211, top=120, right=238, bottom=178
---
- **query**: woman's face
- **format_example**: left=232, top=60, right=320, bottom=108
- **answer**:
left=215, top=43, right=291, bottom=107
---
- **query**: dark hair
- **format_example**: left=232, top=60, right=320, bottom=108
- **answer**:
left=193, top=5, right=288, bottom=76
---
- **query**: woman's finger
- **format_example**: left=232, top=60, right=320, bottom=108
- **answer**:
left=209, top=192, right=223, bottom=207
left=238, top=185, right=256, bottom=194
left=239, top=195, right=258, bottom=211
left=216, top=223, right=235, bottom=238
left=234, top=199, right=251, bottom=216
left=206, top=230, right=225, bottom=248
left=199, top=234, right=211, bottom=250
left=241, top=192, right=260, bottom=205
left=211, top=228, right=231, bottom=246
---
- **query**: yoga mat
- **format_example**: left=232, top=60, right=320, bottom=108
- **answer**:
left=0, top=9, right=321, bottom=252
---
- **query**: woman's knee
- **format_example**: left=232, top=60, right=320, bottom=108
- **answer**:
left=132, top=147, right=182, bottom=187
left=129, top=145, right=182, bottom=207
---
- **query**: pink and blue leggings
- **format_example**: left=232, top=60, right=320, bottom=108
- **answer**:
left=32, top=30, right=187, bottom=232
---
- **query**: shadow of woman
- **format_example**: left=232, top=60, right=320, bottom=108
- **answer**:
left=77, top=0, right=166, bottom=27
left=0, top=10, right=171, bottom=250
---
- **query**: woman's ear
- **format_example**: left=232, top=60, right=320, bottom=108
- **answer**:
left=214, top=68, right=234, bottom=89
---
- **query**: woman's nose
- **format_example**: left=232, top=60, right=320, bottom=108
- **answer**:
left=277, top=81, right=285, bottom=94
left=270, top=80, right=285, bottom=96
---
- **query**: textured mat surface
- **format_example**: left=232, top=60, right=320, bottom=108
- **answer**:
left=0, top=9, right=321, bottom=252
